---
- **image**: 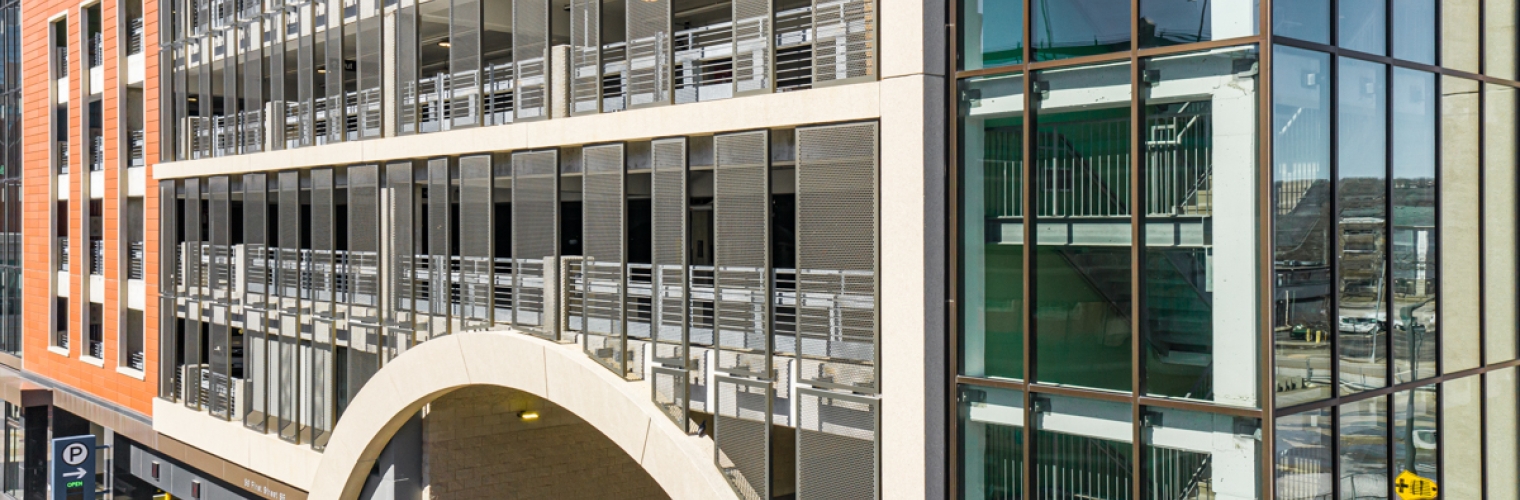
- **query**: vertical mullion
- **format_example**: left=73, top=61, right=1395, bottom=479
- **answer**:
left=1128, top=0, right=1144, bottom=496
left=1259, top=0, right=1278, bottom=496
left=1018, top=0, right=1034, bottom=491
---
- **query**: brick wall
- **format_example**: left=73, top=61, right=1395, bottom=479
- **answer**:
left=423, top=386, right=668, bottom=500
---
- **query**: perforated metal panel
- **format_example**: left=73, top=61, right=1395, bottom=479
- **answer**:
left=714, top=131, right=770, bottom=378
left=795, top=122, right=878, bottom=392
left=512, top=150, right=558, bottom=337
left=513, top=0, right=549, bottom=120
left=626, top=0, right=670, bottom=108
left=277, top=171, right=301, bottom=313
left=159, top=181, right=180, bottom=401
left=276, top=312, right=301, bottom=442
left=569, top=0, right=599, bottom=115
left=715, top=375, right=771, bottom=500
left=385, top=162, right=419, bottom=353
left=322, top=0, right=343, bottom=144
left=450, top=0, right=481, bottom=128
left=732, top=0, right=771, bottom=95
left=459, top=155, right=494, bottom=330
left=241, top=20, right=264, bottom=152
left=241, top=173, right=269, bottom=430
left=184, top=179, right=203, bottom=302
left=295, top=7, right=314, bottom=148
left=426, top=159, right=452, bottom=337
left=357, top=16, right=382, bottom=138
left=812, top=0, right=874, bottom=86
left=650, top=365, right=689, bottom=428
left=395, top=7, right=418, bottom=135
left=209, top=178, right=233, bottom=419
left=348, top=166, right=382, bottom=415
left=582, top=144, right=627, bottom=375
left=311, top=169, right=335, bottom=319
left=797, top=388, right=879, bottom=499
left=267, top=11, right=286, bottom=149
left=651, top=138, right=688, bottom=366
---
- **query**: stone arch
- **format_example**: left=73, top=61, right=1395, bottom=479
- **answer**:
left=309, top=331, right=738, bottom=500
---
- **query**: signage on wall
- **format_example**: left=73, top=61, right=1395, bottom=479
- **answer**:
left=1395, top=470, right=1438, bottom=500
left=51, top=434, right=96, bottom=500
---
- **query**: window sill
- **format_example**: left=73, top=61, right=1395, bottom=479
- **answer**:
left=81, top=355, right=105, bottom=367
left=48, top=345, right=69, bottom=357
left=116, top=365, right=146, bottom=380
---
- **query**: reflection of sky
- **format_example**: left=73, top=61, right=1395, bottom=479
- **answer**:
left=1392, top=68, right=1436, bottom=179
left=1034, top=0, right=1130, bottom=47
left=975, top=0, right=1023, bottom=53
left=1337, top=58, right=1387, bottom=180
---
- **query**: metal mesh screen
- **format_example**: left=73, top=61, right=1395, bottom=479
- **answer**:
left=241, top=173, right=269, bottom=430
left=209, top=176, right=232, bottom=309
left=811, top=0, right=875, bottom=86
left=395, top=7, right=418, bottom=135
left=732, top=0, right=770, bottom=95
left=715, top=375, right=771, bottom=500
left=277, top=171, right=301, bottom=313
left=348, top=165, right=381, bottom=320
left=160, top=180, right=179, bottom=300
left=650, top=365, right=689, bottom=428
left=569, top=0, right=599, bottom=115
left=208, top=178, right=233, bottom=418
left=714, top=131, right=770, bottom=378
left=357, top=16, right=382, bottom=138
left=295, top=8, right=314, bottom=148
left=797, top=388, right=879, bottom=499
left=459, top=155, right=494, bottom=330
left=276, top=312, right=301, bottom=442
left=427, top=159, right=452, bottom=337
left=385, top=162, right=418, bottom=353
left=513, top=0, right=549, bottom=120
left=583, top=144, right=627, bottom=375
left=512, top=150, right=558, bottom=336
left=241, top=20, right=264, bottom=152
left=651, top=138, right=687, bottom=366
left=450, top=0, right=481, bottom=128
left=267, top=11, right=286, bottom=148
left=322, top=0, right=343, bottom=145
left=311, top=169, right=335, bottom=319
left=795, top=122, right=878, bottom=392
left=626, top=0, right=670, bottom=108
left=184, top=179, right=203, bottom=302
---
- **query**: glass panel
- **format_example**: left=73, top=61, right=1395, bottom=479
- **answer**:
left=1390, top=68, right=1436, bottom=384
left=1141, top=47, right=1260, bottom=407
left=1439, top=0, right=1479, bottom=72
left=1274, top=0, right=1330, bottom=43
left=1337, top=396, right=1388, bottom=498
left=1390, top=0, right=1435, bottom=64
left=957, top=385, right=1024, bottom=499
left=1032, top=0, right=1130, bottom=62
left=960, top=73, right=1025, bottom=381
left=1392, top=385, right=1437, bottom=491
left=1438, top=76, right=1479, bottom=373
left=1336, top=57, right=1387, bottom=396
left=1272, top=46, right=1333, bottom=407
left=1484, top=84, right=1518, bottom=365
left=1337, top=0, right=1386, bottom=55
left=1032, top=62, right=1132, bottom=393
left=1486, top=368, right=1518, bottom=499
left=1486, top=0, right=1518, bottom=79
left=1440, top=376, right=1479, bottom=498
left=1138, top=0, right=1257, bottom=48
left=1142, top=408, right=1260, bottom=498
left=1031, top=394, right=1132, bottom=498
left=959, top=0, right=1022, bottom=70
left=1274, top=408, right=1333, bottom=499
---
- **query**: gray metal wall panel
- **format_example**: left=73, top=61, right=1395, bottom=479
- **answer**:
left=811, top=0, right=875, bottom=87
left=715, top=376, right=771, bottom=500
left=512, top=0, right=549, bottom=120
left=731, top=0, right=770, bottom=96
left=323, top=0, right=343, bottom=144
left=427, top=158, right=452, bottom=337
left=159, top=180, right=179, bottom=400
left=385, top=162, right=418, bottom=353
left=582, top=144, right=627, bottom=375
left=713, top=131, right=770, bottom=379
left=651, top=138, right=687, bottom=366
left=357, top=15, right=383, bottom=138
left=267, top=11, right=285, bottom=149
left=569, top=0, right=599, bottom=115
left=395, top=7, right=418, bottom=135
left=450, top=0, right=482, bottom=128
left=795, top=122, right=878, bottom=392
left=241, top=173, right=269, bottom=430
left=797, top=388, right=879, bottom=499
left=184, top=178, right=203, bottom=303
left=511, top=150, right=558, bottom=336
left=625, top=0, right=670, bottom=107
left=459, top=155, right=494, bottom=330
left=651, top=365, right=689, bottom=429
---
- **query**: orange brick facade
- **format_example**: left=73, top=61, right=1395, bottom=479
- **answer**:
left=20, top=0, right=158, bottom=416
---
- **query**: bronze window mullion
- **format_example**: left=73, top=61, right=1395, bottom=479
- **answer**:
left=1128, top=0, right=1144, bottom=491
left=945, top=8, right=960, bottom=497
left=1020, top=21, right=1035, bottom=494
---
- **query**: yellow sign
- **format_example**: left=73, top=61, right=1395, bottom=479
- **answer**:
left=1396, top=470, right=1438, bottom=500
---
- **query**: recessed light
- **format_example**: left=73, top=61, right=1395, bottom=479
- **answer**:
left=518, top=410, right=539, bottom=421
left=439, top=41, right=451, bottom=48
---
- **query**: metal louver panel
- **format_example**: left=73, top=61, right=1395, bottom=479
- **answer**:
left=625, top=0, right=670, bottom=108
left=159, top=180, right=180, bottom=401
left=357, top=16, right=382, bottom=138
left=311, top=169, right=335, bottom=319
left=650, top=365, right=689, bottom=428
left=241, top=173, right=270, bottom=431
left=347, top=165, right=382, bottom=410
left=651, top=138, right=688, bottom=366
left=267, top=11, right=286, bottom=149
left=714, top=131, right=770, bottom=379
left=731, top=0, right=771, bottom=96
left=210, top=177, right=232, bottom=304
left=569, top=0, right=599, bottom=115
left=512, top=150, right=558, bottom=337
left=426, top=159, right=452, bottom=337
left=322, top=0, right=343, bottom=145
left=459, top=155, right=494, bottom=330
left=512, top=0, right=549, bottom=120
left=296, top=7, right=314, bottom=148
left=184, top=179, right=203, bottom=302
left=795, top=122, right=878, bottom=392
left=582, top=144, right=628, bottom=376
left=715, top=375, right=772, bottom=500
left=811, top=0, right=875, bottom=86
left=276, top=171, right=302, bottom=443
left=797, top=388, right=879, bottom=499
left=208, top=177, right=233, bottom=419
left=220, top=32, right=240, bottom=155
left=395, top=7, right=418, bottom=135
left=385, top=162, right=418, bottom=354
left=450, top=0, right=481, bottom=128
left=241, top=20, right=264, bottom=153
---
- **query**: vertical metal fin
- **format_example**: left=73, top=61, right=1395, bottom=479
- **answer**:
left=583, top=144, right=628, bottom=376
left=731, top=0, right=771, bottom=95
left=459, top=155, right=494, bottom=330
left=651, top=138, right=688, bottom=368
left=427, top=158, right=452, bottom=337
left=512, top=0, right=549, bottom=120
left=241, top=173, right=269, bottom=430
left=385, top=162, right=418, bottom=355
left=715, top=376, right=772, bottom=500
left=450, top=0, right=481, bottom=127
left=347, top=164, right=383, bottom=420
left=626, top=0, right=670, bottom=107
left=713, top=131, right=771, bottom=379
left=797, top=388, right=880, bottom=499
left=395, top=6, right=418, bottom=134
left=208, top=176, right=233, bottom=418
left=569, top=0, right=600, bottom=115
left=511, top=150, right=559, bottom=337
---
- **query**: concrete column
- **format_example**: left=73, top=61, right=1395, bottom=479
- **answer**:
left=1211, top=61, right=1260, bottom=408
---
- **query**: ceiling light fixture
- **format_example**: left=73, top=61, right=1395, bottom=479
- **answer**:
left=518, top=410, right=540, bottom=421
left=438, top=40, right=451, bottom=47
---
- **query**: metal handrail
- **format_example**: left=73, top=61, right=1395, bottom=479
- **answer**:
left=57, top=237, right=69, bottom=271
left=128, top=18, right=145, bottom=55
left=90, top=239, right=105, bottom=275
left=129, top=241, right=146, bottom=280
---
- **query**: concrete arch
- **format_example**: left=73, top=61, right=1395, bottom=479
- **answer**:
left=310, top=331, right=738, bottom=500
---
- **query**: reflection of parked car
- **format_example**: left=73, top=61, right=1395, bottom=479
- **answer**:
left=1413, top=429, right=1437, bottom=450
left=1339, top=317, right=1382, bottom=334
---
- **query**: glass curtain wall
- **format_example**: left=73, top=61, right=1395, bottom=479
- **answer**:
left=953, top=0, right=1263, bottom=497
left=0, top=0, right=18, bottom=355
left=1270, top=0, right=1520, bottom=498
